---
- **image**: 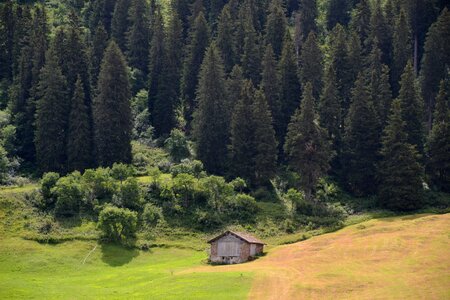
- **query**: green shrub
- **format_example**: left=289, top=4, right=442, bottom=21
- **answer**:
left=98, top=205, right=138, bottom=244
left=40, top=172, right=60, bottom=208
left=142, top=203, right=163, bottom=226
left=169, top=159, right=205, bottom=177
left=82, top=168, right=116, bottom=203
left=53, top=172, right=84, bottom=217
left=226, top=194, right=258, bottom=221
left=119, top=177, right=143, bottom=211
left=111, top=163, right=135, bottom=183
left=164, top=129, right=190, bottom=162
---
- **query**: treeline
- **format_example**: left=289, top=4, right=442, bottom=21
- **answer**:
left=0, top=0, right=449, bottom=211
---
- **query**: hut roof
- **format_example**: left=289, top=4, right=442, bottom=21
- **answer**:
left=207, top=230, right=265, bottom=245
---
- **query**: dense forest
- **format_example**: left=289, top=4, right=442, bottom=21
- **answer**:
left=0, top=0, right=449, bottom=242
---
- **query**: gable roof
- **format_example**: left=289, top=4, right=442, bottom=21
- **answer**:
left=207, top=230, right=265, bottom=245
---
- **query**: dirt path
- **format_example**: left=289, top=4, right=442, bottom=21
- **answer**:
left=181, top=214, right=450, bottom=299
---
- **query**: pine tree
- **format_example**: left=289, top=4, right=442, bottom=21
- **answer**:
left=86, top=0, right=117, bottom=34
left=253, top=89, right=278, bottom=186
left=0, top=1, right=15, bottom=81
left=225, top=65, right=244, bottom=126
left=350, top=0, right=371, bottom=46
left=342, top=73, right=381, bottom=196
left=152, top=11, right=183, bottom=137
left=378, top=99, right=423, bottom=211
left=126, top=0, right=150, bottom=75
left=279, top=34, right=301, bottom=152
left=193, top=43, right=229, bottom=174
left=326, top=0, right=351, bottom=30
left=260, top=45, right=281, bottom=143
left=93, top=41, right=132, bottom=166
left=90, top=22, right=108, bottom=88
left=392, top=9, right=412, bottom=97
left=111, top=0, right=131, bottom=52
left=181, top=11, right=210, bottom=131
left=368, top=0, right=391, bottom=65
left=398, top=61, right=425, bottom=153
left=11, top=6, right=33, bottom=79
left=299, top=32, right=323, bottom=99
left=240, top=18, right=261, bottom=85
left=427, top=80, right=450, bottom=191
left=216, top=5, right=236, bottom=73
left=265, top=0, right=287, bottom=59
left=285, top=83, right=333, bottom=201
left=420, top=8, right=450, bottom=130
left=67, top=77, right=92, bottom=172
left=298, top=0, right=318, bottom=41
left=35, top=47, right=69, bottom=174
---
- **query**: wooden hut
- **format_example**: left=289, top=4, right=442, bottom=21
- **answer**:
left=208, top=231, right=265, bottom=264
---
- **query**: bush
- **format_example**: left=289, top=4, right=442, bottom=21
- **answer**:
left=119, top=177, right=143, bottom=211
left=226, top=194, right=258, bottom=221
left=98, top=205, right=138, bottom=244
left=142, top=203, right=163, bottom=226
left=111, top=163, right=135, bottom=183
left=40, top=172, right=60, bottom=208
left=169, top=159, right=204, bottom=177
left=82, top=168, right=116, bottom=204
left=164, top=129, right=190, bottom=162
left=53, top=172, right=84, bottom=217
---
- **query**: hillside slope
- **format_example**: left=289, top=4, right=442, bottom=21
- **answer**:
left=185, top=213, right=450, bottom=299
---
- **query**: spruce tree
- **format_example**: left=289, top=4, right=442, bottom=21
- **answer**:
left=240, top=18, right=261, bottom=85
left=265, top=0, right=287, bottom=59
left=398, top=61, right=425, bottom=153
left=67, top=77, right=92, bottom=172
left=368, top=0, right=391, bottom=65
left=261, top=45, right=281, bottom=143
left=299, top=32, right=323, bottom=99
left=392, top=9, right=412, bottom=97
left=90, top=22, right=108, bottom=88
left=420, top=8, right=450, bottom=130
left=193, top=43, right=228, bottom=174
left=181, top=11, right=210, bottom=131
left=216, top=5, right=236, bottom=73
left=298, top=0, right=318, bottom=41
left=285, top=83, right=333, bottom=201
left=225, top=65, right=244, bottom=126
left=126, top=0, right=150, bottom=75
left=35, top=47, right=69, bottom=174
left=279, top=34, right=301, bottom=151
left=326, top=0, right=351, bottom=30
left=111, top=0, right=131, bottom=52
left=378, top=99, right=423, bottom=211
left=93, top=41, right=132, bottom=166
left=427, top=80, right=450, bottom=191
left=0, top=1, right=15, bottom=81
left=342, top=73, right=381, bottom=196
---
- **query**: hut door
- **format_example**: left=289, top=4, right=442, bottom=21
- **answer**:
left=250, top=244, right=256, bottom=256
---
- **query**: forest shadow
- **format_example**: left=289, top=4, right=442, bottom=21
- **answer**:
left=100, top=243, right=139, bottom=266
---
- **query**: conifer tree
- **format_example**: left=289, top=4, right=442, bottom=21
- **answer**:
left=90, top=22, right=108, bottom=88
left=193, top=43, right=228, bottom=174
left=35, top=47, right=69, bottom=174
left=299, top=32, right=323, bottom=99
left=11, top=6, right=33, bottom=78
left=261, top=45, right=281, bottom=142
left=111, top=0, right=131, bottom=52
left=93, top=41, right=132, bottom=166
left=67, top=77, right=92, bottom=172
left=225, top=65, right=244, bottom=126
left=86, top=0, right=117, bottom=34
left=350, top=0, right=371, bottom=46
left=265, top=0, right=287, bottom=59
left=153, top=11, right=183, bottom=137
left=240, top=18, right=261, bottom=85
left=342, top=73, right=381, bottom=196
left=326, top=0, right=351, bottom=30
left=216, top=5, right=236, bottom=73
left=181, top=11, right=210, bottom=131
left=126, top=0, right=150, bottom=75
left=279, top=34, right=301, bottom=151
left=368, top=0, right=391, bottom=65
left=285, top=83, right=333, bottom=201
left=398, top=61, right=425, bottom=153
left=427, top=80, right=450, bottom=191
left=0, top=1, right=15, bottom=81
left=298, top=0, right=318, bottom=41
left=378, top=99, right=423, bottom=211
left=420, top=8, right=450, bottom=130
left=392, top=9, right=412, bottom=96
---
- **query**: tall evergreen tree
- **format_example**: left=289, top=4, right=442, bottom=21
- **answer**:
left=350, top=0, right=371, bottom=46
left=260, top=45, right=281, bottom=143
left=279, top=34, right=301, bottom=152
left=342, top=73, right=381, bottom=196
left=392, top=9, right=412, bottom=97
left=0, top=1, right=15, bottom=81
left=86, top=0, right=117, bottom=34
left=398, top=61, right=425, bottom=153
left=420, top=8, right=450, bottom=130
left=225, top=65, right=244, bottom=126
left=298, top=0, right=318, bottom=41
left=181, top=11, right=210, bottom=131
left=35, top=47, right=69, bottom=174
left=299, top=32, right=323, bottom=99
left=111, top=0, right=131, bottom=52
left=67, top=77, right=92, bottom=172
left=265, top=0, right=287, bottom=59
left=126, top=0, right=150, bottom=75
left=285, top=83, right=333, bottom=201
left=90, top=22, right=108, bottom=88
left=216, top=4, right=236, bottom=73
left=378, top=99, right=423, bottom=211
left=427, top=80, right=450, bottom=191
left=368, top=0, right=391, bottom=65
left=193, top=43, right=229, bottom=174
left=93, top=41, right=132, bottom=166
left=326, top=0, right=351, bottom=30
left=240, top=18, right=261, bottom=85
